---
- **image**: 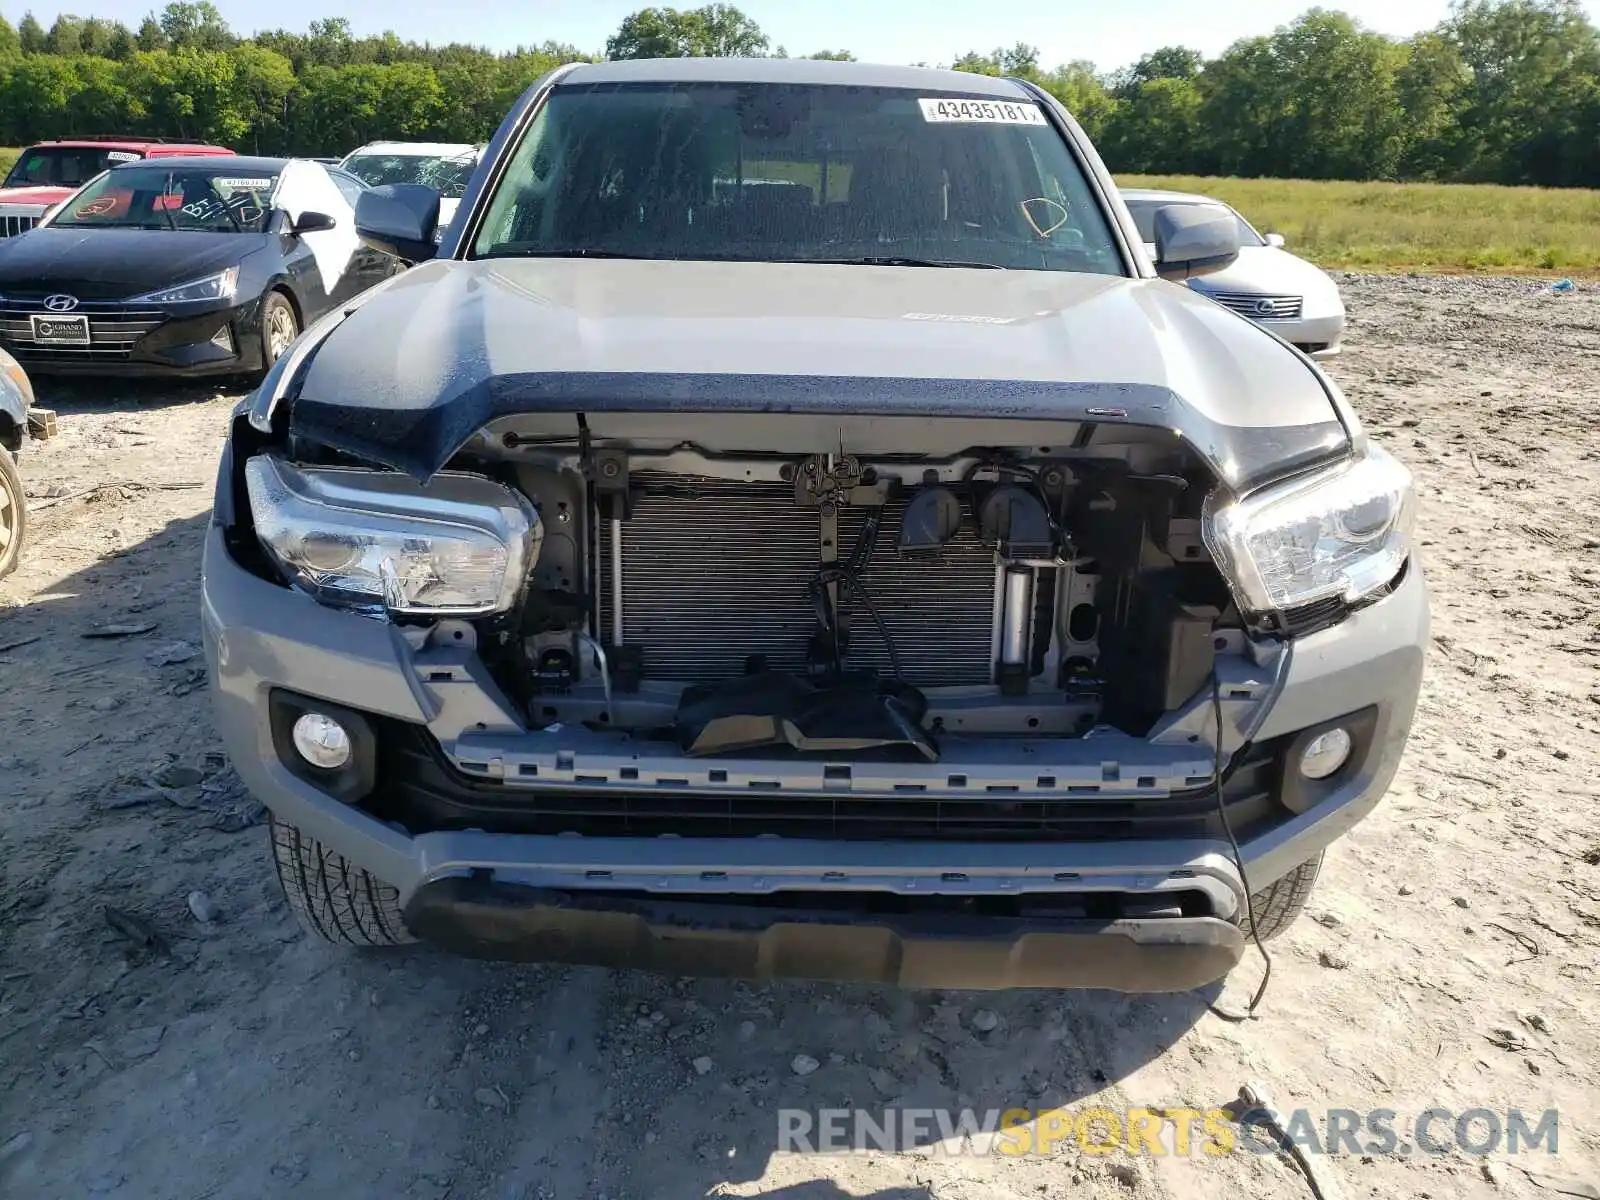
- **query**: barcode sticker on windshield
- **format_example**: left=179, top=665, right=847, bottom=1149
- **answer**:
left=105, top=151, right=140, bottom=162
left=919, top=98, right=1047, bottom=125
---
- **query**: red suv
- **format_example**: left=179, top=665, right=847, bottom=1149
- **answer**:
left=0, top=137, right=234, bottom=238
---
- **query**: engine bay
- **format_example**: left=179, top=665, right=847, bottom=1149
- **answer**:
left=445, top=416, right=1240, bottom=756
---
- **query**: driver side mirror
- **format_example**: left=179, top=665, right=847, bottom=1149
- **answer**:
left=355, top=184, right=441, bottom=263
left=1265, top=231, right=1286, bottom=249
left=290, top=210, right=338, bottom=235
left=1153, top=204, right=1240, bottom=281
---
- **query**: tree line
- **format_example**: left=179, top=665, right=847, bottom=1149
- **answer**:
left=0, top=0, right=1596, bottom=187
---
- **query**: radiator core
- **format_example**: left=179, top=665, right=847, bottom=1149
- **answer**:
left=596, top=474, right=999, bottom=686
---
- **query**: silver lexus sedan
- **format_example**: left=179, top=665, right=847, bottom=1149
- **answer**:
left=1121, top=187, right=1346, bottom=358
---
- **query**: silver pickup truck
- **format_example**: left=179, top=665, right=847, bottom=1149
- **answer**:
left=202, top=57, right=1427, bottom=992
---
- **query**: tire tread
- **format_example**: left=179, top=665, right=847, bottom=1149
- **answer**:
left=1242, top=853, right=1323, bottom=941
left=269, top=815, right=415, bottom=946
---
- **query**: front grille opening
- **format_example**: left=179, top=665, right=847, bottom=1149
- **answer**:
left=368, top=721, right=1287, bottom=843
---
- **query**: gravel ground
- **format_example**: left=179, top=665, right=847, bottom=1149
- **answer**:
left=1, top=274, right=1598, bottom=1200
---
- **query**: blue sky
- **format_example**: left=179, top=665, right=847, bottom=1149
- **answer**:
left=11, top=0, right=1600, bottom=70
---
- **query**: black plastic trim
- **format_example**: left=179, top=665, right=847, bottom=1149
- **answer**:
left=403, top=877, right=1245, bottom=991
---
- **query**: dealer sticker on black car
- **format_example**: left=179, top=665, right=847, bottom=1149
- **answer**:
left=917, top=98, right=1046, bottom=125
left=30, top=314, right=90, bottom=345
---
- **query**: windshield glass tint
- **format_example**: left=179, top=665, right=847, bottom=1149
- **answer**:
left=1125, top=199, right=1264, bottom=248
left=343, top=154, right=475, bottom=197
left=4, top=147, right=126, bottom=189
left=54, top=167, right=278, bottom=232
left=471, top=83, right=1125, bottom=274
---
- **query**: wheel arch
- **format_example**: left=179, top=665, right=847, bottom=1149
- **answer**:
left=265, top=281, right=305, bottom=328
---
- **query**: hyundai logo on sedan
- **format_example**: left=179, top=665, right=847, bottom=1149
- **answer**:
left=42, top=294, right=80, bottom=313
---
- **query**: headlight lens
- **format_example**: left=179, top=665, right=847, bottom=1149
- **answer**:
left=244, top=454, right=540, bottom=616
left=131, top=266, right=239, bottom=305
left=1204, top=445, right=1415, bottom=617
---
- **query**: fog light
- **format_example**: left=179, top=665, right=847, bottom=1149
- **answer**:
left=1299, top=728, right=1352, bottom=780
left=291, top=712, right=352, bottom=770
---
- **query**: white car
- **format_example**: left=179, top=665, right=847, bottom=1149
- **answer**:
left=1120, top=188, right=1345, bottom=358
left=337, top=141, right=482, bottom=235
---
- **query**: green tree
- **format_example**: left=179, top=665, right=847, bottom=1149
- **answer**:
left=135, top=13, right=166, bottom=50
left=1446, top=0, right=1600, bottom=185
left=67, top=53, right=130, bottom=130
left=605, top=5, right=769, bottom=59
left=0, top=14, right=19, bottom=57
left=228, top=42, right=297, bottom=151
left=106, top=21, right=136, bottom=59
left=45, top=14, right=83, bottom=55
left=122, top=46, right=246, bottom=142
left=1196, top=11, right=1407, bottom=180
left=1098, top=75, right=1203, bottom=173
left=304, top=16, right=353, bottom=65
left=1394, top=32, right=1471, bottom=177
left=807, top=49, right=855, bottom=61
left=78, top=17, right=122, bottom=55
left=17, top=11, right=46, bottom=53
left=158, top=1, right=231, bottom=51
left=1036, top=61, right=1114, bottom=137
left=1110, top=46, right=1202, bottom=98
left=1, top=54, right=77, bottom=139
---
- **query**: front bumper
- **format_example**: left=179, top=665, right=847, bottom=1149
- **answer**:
left=407, top=877, right=1245, bottom=991
left=0, top=296, right=265, bottom=377
left=1263, top=311, right=1345, bottom=357
left=203, top=518, right=1427, bottom=989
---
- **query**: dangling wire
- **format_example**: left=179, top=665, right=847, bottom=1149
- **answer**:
left=807, top=507, right=903, bottom=681
left=1207, top=669, right=1274, bottom=1021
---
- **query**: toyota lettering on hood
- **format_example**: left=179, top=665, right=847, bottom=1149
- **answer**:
left=282, top=258, right=1353, bottom=492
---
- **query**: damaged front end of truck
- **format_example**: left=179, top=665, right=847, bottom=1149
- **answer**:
left=203, top=284, right=1423, bottom=990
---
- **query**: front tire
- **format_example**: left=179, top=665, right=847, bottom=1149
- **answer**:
left=269, top=815, right=416, bottom=946
left=0, top=449, right=26, bottom=580
left=1241, top=853, right=1322, bottom=941
left=258, top=291, right=300, bottom=379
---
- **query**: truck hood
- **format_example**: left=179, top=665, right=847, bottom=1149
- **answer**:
left=0, top=185, right=71, bottom=210
left=290, top=258, right=1350, bottom=491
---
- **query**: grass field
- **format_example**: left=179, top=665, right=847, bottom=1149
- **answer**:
left=0, top=148, right=17, bottom=177
left=1121, top=174, right=1600, bottom=275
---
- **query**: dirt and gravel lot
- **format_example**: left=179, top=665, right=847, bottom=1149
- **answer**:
left=1, top=275, right=1598, bottom=1200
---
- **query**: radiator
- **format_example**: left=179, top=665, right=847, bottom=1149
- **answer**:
left=596, top=473, right=999, bottom=686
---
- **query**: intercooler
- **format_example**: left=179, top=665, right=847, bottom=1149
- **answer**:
left=596, top=474, right=999, bottom=687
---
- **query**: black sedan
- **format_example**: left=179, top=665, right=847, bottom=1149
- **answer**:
left=0, top=156, right=401, bottom=379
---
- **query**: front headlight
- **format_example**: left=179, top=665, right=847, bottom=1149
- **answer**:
left=131, top=266, right=239, bottom=305
left=1204, top=445, right=1415, bottom=618
left=244, top=454, right=540, bottom=616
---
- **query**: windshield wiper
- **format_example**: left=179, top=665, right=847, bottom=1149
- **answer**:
left=798, top=256, right=1007, bottom=270
left=484, top=247, right=661, bottom=260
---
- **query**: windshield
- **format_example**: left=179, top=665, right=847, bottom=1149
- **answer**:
left=342, top=153, right=476, bottom=198
left=53, top=167, right=278, bottom=232
left=1124, top=198, right=1265, bottom=248
left=4, top=146, right=139, bottom=189
left=471, top=83, right=1125, bottom=274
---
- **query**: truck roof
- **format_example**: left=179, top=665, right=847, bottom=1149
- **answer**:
left=26, top=138, right=233, bottom=154
left=559, top=57, right=1036, bottom=98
